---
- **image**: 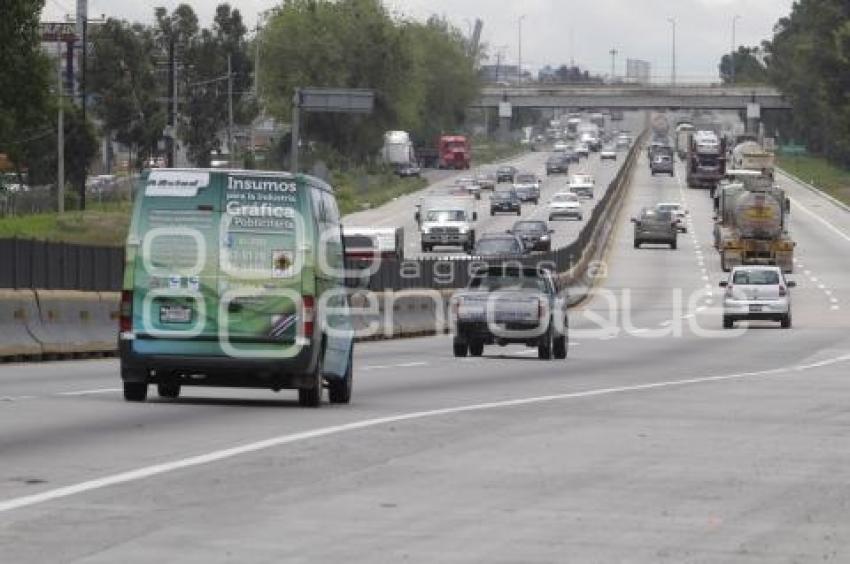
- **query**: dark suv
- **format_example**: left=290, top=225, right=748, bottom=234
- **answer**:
left=632, top=207, right=677, bottom=249
left=509, top=220, right=553, bottom=252
left=496, top=165, right=518, bottom=183
left=490, top=189, right=522, bottom=216
left=546, top=155, right=570, bottom=175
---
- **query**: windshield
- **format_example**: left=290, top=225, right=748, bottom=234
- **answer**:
left=516, top=174, right=536, bottom=183
left=425, top=209, right=465, bottom=222
left=469, top=273, right=546, bottom=291
left=553, top=193, right=578, bottom=202
left=474, top=238, right=522, bottom=255
left=733, top=269, right=780, bottom=285
left=513, top=222, right=545, bottom=233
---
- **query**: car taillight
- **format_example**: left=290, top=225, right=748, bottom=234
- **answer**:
left=779, top=285, right=787, bottom=297
left=302, top=295, right=315, bottom=337
left=538, top=299, right=545, bottom=320
left=120, top=290, right=133, bottom=333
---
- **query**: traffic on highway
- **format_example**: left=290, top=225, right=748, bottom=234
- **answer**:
left=3, top=1, right=850, bottom=562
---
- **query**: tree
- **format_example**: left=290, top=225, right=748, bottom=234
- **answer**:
left=0, top=0, right=52, bottom=182
left=763, top=0, right=850, bottom=163
left=719, top=46, right=769, bottom=84
left=89, top=19, right=165, bottom=169
left=177, top=3, right=256, bottom=166
left=261, top=0, right=423, bottom=162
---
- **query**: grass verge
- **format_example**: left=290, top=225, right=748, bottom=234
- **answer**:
left=334, top=170, right=427, bottom=216
left=0, top=202, right=132, bottom=246
left=777, top=154, right=850, bottom=206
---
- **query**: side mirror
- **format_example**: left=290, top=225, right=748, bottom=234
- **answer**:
left=505, top=229, right=513, bottom=234
left=472, top=212, right=478, bottom=221
left=719, top=281, right=728, bottom=288
left=630, top=218, right=637, bottom=223
left=548, top=229, right=555, bottom=234
left=414, top=211, right=420, bottom=222
left=787, top=281, right=797, bottom=288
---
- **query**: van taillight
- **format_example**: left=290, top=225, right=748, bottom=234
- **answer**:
left=302, top=296, right=315, bottom=337
left=120, top=290, right=133, bottom=333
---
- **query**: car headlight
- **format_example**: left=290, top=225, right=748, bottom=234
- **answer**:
left=458, top=226, right=469, bottom=234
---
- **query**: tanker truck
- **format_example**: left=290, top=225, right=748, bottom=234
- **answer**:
left=713, top=172, right=794, bottom=273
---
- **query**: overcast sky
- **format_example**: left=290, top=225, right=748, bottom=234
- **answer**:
left=42, top=0, right=793, bottom=81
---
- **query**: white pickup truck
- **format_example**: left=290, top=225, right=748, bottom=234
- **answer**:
left=450, top=266, right=569, bottom=360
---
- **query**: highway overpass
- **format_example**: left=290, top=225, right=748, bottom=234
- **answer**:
left=473, top=84, right=792, bottom=111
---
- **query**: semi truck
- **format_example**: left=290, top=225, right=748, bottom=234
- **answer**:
left=686, top=130, right=726, bottom=189
left=415, top=135, right=471, bottom=170
left=675, top=122, right=695, bottom=159
left=713, top=167, right=794, bottom=273
left=381, top=131, right=415, bottom=167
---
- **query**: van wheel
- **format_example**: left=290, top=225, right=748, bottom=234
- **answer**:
left=157, top=383, right=180, bottom=399
left=123, top=382, right=148, bottom=402
left=453, top=338, right=468, bottom=357
left=298, top=350, right=324, bottom=408
left=723, top=316, right=734, bottom=329
left=538, top=327, right=553, bottom=360
left=781, top=314, right=792, bottom=329
left=634, top=240, right=641, bottom=249
left=516, top=209, right=521, bottom=216
left=469, top=341, right=484, bottom=357
left=553, top=333, right=567, bottom=359
left=328, top=351, right=353, bottom=404
left=671, top=240, right=677, bottom=250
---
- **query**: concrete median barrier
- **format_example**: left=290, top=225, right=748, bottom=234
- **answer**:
left=29, top=290, right=115, bottom=356
left=0, top=289, right=43, bottom=359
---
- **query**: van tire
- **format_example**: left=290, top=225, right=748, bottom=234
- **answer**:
left=123, top=382, right=148, bottom=402
left=538, top=327, right=553, bottom=360
left=329, top=351, right=353, bottom=404
left=553, top=333, right=567, bottom=359
left=781, top=314, right=792, bottom=329
left=723, top=316, right=734, bottom=329
left=469, top=340, right=484, bottom=357
left=157, top=383, right=180, bottom=399
left=453, top=339, right=468, bottom=357
left=298, top=350, right=324, bottom=408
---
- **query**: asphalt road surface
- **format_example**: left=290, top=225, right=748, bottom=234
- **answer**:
left=344, top=113, right=645, bottom=260
left=2, top=138, right=850, bottom=563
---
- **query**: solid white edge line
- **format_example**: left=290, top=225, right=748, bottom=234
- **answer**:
left=791, top=197, right=850, bottom=244
left=2, top=353, right=849, bottom=515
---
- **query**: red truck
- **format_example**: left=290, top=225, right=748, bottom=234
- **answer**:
left=439, top=135, right=471, bottom=169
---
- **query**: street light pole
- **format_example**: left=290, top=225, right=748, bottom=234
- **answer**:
left=518, top=15, right=526, bottom=85
left=667, top=17, right=676, bottom=86
left=731, top=15, right=741, bottom=84
left=609, top=48, right=618, bottom=83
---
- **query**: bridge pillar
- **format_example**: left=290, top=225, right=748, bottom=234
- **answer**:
left=498, top=116, right=511, bottom=143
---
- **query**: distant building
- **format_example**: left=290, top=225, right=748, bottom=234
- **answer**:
left=480, top=64, right=519, bottom=84
left=626, top=59, right=651, bottom=85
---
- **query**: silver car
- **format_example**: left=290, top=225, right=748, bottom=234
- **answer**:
left=720, top=266, right=795, bottom=329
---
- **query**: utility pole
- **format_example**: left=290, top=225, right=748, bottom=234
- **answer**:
left=667, top=17, right=677, bottom=86
left=731, top=15, right=741, bottom=84
left=56, top=39, right=65, bottom=214
left=517, top=15, right=526, bottom=85
left=227, top=54, right=234, bottom=160
left=290, top=88, right=301, bottom=173
left=166, top=38, right=175, bottom=168
left=77, top=0, right=88, bottom=210
left=609, top=48, right=618, bottom=83
left=251, top=19, right=261, bottom=160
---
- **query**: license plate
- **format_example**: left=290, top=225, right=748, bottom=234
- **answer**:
left=749, top=304, right=763, bottom=313
left=160, top=305, right=192, bottom=324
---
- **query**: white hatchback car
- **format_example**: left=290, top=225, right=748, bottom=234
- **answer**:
left=548, top=192, right=583, bottom=221
left=656, top=202, right=688, bottom=232
left=720, top=266, right=795, bottom=329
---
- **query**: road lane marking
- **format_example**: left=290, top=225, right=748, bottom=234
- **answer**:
left=2, top=352, right=849, bottom=515
left=56, top=388, right=121, bottom=397
left=363, top=362, right=428, bottom=371
left=0, top=396, right=36, bottom=402
left=791, top=197, right=850, bottom=244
